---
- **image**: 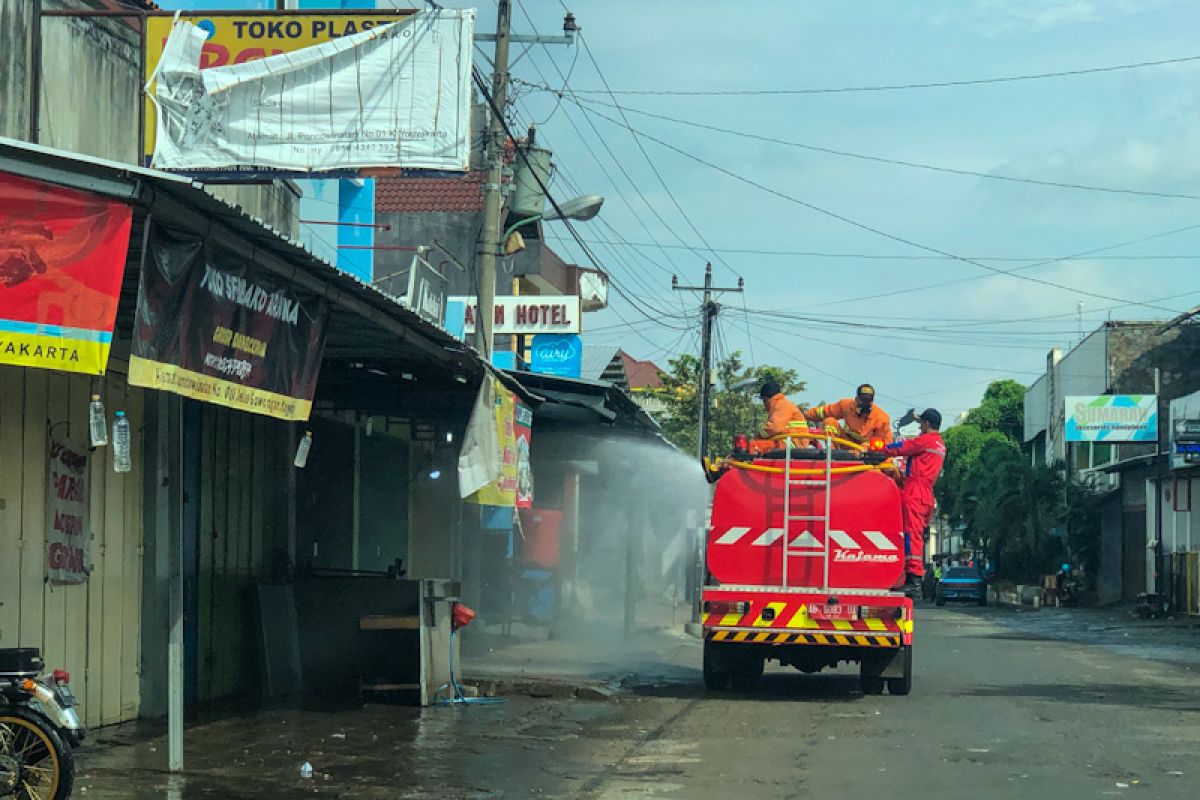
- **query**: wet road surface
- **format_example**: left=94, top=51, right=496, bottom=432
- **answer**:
left=75, top=606, right=1200, bottom=798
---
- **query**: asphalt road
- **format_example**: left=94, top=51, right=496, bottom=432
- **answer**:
left=565, top=606, right=1200, bottom=799
left=75, top=605, right=1200, bottom=798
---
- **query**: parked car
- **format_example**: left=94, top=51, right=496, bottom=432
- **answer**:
left=935, top=567, right=987, bottom=606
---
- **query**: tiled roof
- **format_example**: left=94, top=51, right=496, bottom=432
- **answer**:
left=621, top=352, right=666, bottom=390
left=375, top=172, right=484, bottom=213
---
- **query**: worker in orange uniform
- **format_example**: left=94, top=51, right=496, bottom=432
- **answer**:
left=803, top=383, right=893, bottom=447
left=882, top=408, right=946, bottom=596
left=754, top=380, right=812, bottom=450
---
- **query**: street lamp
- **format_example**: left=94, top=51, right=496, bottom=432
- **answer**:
left=504, top=194, right=605, bottom=243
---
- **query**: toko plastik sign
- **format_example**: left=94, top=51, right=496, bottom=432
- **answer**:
left=1065, top=395, right=1158, bottom=442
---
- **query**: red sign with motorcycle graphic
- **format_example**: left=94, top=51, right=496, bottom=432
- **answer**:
left=1, top=172, right=132, bottom=375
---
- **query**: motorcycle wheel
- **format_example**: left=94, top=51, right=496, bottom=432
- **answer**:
left=0, top=707, right=74, bottom=800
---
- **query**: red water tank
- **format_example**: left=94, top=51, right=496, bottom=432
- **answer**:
left=520, top=508, right=562, bottom=568
left=708, top=459, right=904, bottom=590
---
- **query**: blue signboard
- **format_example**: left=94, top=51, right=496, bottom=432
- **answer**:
left=530, top=334, right=582, bottom=378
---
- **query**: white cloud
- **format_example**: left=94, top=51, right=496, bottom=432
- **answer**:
left=932, top=0, right=1171, bottom=36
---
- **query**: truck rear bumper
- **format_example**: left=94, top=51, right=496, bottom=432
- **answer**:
left=705, top=628, right=902, bottom=648
left=701, top=586, right=913, bottom=646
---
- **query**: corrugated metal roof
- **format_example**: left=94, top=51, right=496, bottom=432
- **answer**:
left=580, top=344, right=620, bottom=382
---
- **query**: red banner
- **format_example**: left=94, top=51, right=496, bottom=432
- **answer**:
left=0, top=172, right=132, bottom=374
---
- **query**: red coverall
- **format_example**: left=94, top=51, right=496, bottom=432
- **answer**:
left=883, top=431, right=946, bottom=577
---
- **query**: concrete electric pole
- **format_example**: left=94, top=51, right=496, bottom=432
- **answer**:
left=673, top=264, right=744, bottom=460
left=476, top=0, right=512, bottom=360
left=475, top=4, right=578, bottom=360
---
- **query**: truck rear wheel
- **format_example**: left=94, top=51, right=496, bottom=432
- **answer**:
left=860, top=674, right=885, bottom=695
left=703, top=640, right=730, bottom=691
left=886, top=645, right=913, bottom=696
left=729, top=652, right=764, bottom=692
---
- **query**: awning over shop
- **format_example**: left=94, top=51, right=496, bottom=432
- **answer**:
left=509, top=370, right=661, bottom=437
left=0, top=136, right=534, bottom=412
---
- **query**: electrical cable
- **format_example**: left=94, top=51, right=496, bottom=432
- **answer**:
left=530, top=52, right=1200, bottom=96
left=747, top=314, right=1044, bottom=376
left=474, top=66, right=691, bottom=330
left=507, top=2, right=711, bottom=283
left=577, top=34, right=743, bottom=281
left=568, top=99, right=1188, bottom=316
left=739, top=314, right=923, bottom=409
left=551, top=238, right=1200, bottom=262
left=504, top=9, right=693, bottom=318
left=564, top=94, right=1200, bottom=202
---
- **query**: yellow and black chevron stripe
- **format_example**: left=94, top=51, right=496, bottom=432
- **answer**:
left=707, top=629, right=901, bottom=647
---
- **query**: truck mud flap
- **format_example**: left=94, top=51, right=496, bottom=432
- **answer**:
left=860, top=645, right=908, bottom=679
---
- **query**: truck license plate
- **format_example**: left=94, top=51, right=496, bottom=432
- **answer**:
left=806, top=603, right=857, bottom=621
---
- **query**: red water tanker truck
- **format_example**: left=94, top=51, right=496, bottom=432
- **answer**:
left=701, top=434, right=914, bottom=695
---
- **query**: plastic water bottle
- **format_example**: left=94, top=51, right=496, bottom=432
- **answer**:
left=112, top=411, right=132, bottom=473
left=293, top=431, right=313, bottom=468
left=299, top=761, right=313, bottom=779
left=88, top=394, right=108, bottom=447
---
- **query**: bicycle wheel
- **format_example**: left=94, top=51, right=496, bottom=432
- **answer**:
left=0, top=707, right=74, bottom=800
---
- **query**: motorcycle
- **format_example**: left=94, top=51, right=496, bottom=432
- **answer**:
left=1, top=648, right=85, bottom=800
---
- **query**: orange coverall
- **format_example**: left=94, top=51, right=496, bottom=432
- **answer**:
left=759, top=393, right=811, bottom=447
left=803, top=398, right=894, bottom=445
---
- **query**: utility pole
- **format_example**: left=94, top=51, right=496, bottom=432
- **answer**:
left=475, top=7, right=577, bottom=360
left=476, top=0, right=512, bottom=360
left=674, top=264, right=743, bottom=460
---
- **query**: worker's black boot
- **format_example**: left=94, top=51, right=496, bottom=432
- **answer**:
left=901, top=573, right=923, bottom=599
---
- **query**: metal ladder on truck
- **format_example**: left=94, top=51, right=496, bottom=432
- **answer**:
left=781, top=426, right=835, bottom=592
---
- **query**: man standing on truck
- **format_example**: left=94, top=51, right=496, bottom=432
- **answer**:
left=803, top=384, right=893, bottom=446
left=882, top=408, right=946, bottom=595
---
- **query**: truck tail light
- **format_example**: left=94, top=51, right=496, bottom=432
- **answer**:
left=859, top=605, right=901, bottom=621
left=703, top=600, right=750, bottom=616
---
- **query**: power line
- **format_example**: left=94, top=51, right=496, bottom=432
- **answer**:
left=746, top=314, right=1044, bottom=377
left=576, top=34, right=742, bottom=281
left=559, top=240, right=1200, bottom=261
left=561, top=94, right=1200, bottom=202
left=534, top=52, right=1200, bottom=96
left=508, top=1, right=705, bottom=295
left=473, top=66, right=688, bottom=332
left=569, top=99, right=1187, bottom=316
left=741, top=315, right=923, bottom=408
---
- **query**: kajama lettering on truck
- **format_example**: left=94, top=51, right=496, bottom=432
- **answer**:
left=700, top=428, right=914, bottom=695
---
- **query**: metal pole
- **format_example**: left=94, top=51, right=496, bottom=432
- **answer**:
left=476, top=0, right=512, bottom=360
left=672, top=265, right=742, bottom=463
left=166, top=395, right=184, bottom=771
left=30, top=0, right=42, bottom=143
left=697, top=265, right=715, bottom=461
left=1154, top=367, right=1165, bottom=601
left=138, top=14, right=147, bottom=166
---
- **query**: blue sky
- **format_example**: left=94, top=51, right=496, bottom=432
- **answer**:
left=467, top=0, right=1200, bottom=420
left=155, top=1, right=1200, bottom=420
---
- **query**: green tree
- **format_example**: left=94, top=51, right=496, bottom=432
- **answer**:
left=936, top=425, right=1014, bottom=527
left=933, top=378, right=1072, bottom=581
left=654, top=351, right=805, bottom=460
left=963, top=378, right=1026, bottom=441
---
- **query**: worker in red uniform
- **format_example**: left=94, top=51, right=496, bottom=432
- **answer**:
left=883, top=408, right=946, bottom=595
left=803, top=384, right=893, bottom=447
